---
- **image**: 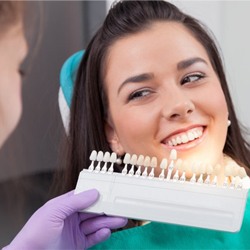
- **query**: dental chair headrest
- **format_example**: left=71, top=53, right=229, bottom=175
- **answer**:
left=58, top=50, right=84, bottom=133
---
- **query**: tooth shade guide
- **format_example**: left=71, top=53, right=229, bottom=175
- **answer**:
left=76, top=151, right=249, bottom=232
left=87, top=150, right=247, bottom=189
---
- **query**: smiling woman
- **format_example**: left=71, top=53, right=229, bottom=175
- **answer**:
left=104, top=21, right=229, bottom=181
left=56, top=0, right=250, bottom=249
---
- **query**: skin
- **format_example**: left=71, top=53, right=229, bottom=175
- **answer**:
left=104, top=22, right=229, bottom=181
left=0, top=22, right=28, bottom=148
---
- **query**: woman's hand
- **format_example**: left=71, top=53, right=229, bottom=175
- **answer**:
left=4, top=189, right=127, bottom=249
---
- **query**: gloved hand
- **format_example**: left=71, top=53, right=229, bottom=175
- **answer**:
left=4, top=189, right=127, bottom=250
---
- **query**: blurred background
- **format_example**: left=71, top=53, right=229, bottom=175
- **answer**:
left=0, top=0, right=250, bottom=247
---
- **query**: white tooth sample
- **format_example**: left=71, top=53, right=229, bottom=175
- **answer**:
left=123, top=153, right=131, bottom=164
left=159, top=158, right=168, bottom=180
left=173, top=158, right=182, bottom=181
left=101, top=151, right=110, bottom=173
left=236, top=167, right=247, bottom=189
left=166, top=149, right=177, bottom=180
left=88, top=150, right=97, bottom=171
left=206, top=164, right=213, bottom=175
left=122, top=153, right=131, bottom=175
left=108, top=152, right=117, bottom=173
left=225, top=164, right=233, bottom=179
left=181, top=134, right=188, bottom=143
left=128, top=154, right=138, bottom=175
left=142, top=156, right=150, bottom=177
left=110, top=152, right=117, bottom=163
left=170, top=149, right=177, bottom=160
left=135, top=154, right=144, bottom=176
left=197, top=163, right=206, bottom=184
left=238, top=167, right=247, bottom=179
left=149, top=157, right=157, bottom=178
left=230, top=164, right=239, bottom=188
left=204, top=164, right=213, bottom=184
left=150, top=157, right=157, bottom=168
left=232, top=164, right=239, bottom=177
left=180, top=160, right=188, bottom=182
left=168, top=141, right=173, bottom=146
left=223, top=164, right=232, bottom=187
left=89, top=150, right=97, bottom=161
left=190, top=162, right=199, bottom=183
left=213, top=164, right=221, bottom=175
left=234, top=176, right=241, bottom=189
left=97, top=151, right=104, bottom=161
left=144, top=156, right=151, bottom=167
left=212, top=164, right=221, bottom=186
left=137, top=155, right=144, bottom=165
left=95, top=151, right=104, bottom=172
left=175, top=158, right=182, bottom=169
left=225, top=164, right=233, bottom=177
left=160, top=158, right=168, bottom=169
left=103, top=152, right=110, bottom=161
left=187, top=131, right=195, bottom=141
left=200, top=162, right=206, bottom=174
left=130, top=154, right=138, bottom=165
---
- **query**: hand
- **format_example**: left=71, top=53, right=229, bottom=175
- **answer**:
left=4, top=189, right=127, bottom=249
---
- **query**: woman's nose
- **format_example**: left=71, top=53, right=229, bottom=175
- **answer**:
left=162, top=92, right=195, bottom=121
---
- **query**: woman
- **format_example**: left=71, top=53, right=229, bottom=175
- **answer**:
left=58, top=0, right=250, bottom=249
left=0, top=1, right=127, bottom=249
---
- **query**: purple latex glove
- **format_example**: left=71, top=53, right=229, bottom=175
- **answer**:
left=4, top=189, right=127, bottom=250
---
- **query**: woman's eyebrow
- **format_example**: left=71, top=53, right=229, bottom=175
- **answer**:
left=118, top=73, right=154, bottom=95
left=177, top=57, right=207, bottom=70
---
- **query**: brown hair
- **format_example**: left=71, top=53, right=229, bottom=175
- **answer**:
left=54, top=0, right=250, bottom=196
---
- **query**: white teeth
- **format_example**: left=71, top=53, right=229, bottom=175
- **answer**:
left=172, top=138, right=177, bottom=146
left=176, top=136, right=181, bottom=144
left=187, top=132, right=195, bottom=141
left=181, top=134, right=188, bottom=143
left=167, top=128, right=203, bottom=146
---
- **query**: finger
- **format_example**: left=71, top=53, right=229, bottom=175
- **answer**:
left=85, top=228, right=111, bottom=248
left=81, top=216, right=128, bottom=235
left=79, top=212, right=104, bottom=221
left=45, top=189, right=99, bottom=220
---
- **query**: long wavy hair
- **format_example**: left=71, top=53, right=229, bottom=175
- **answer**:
left=55, top=0, right=250, bottom=195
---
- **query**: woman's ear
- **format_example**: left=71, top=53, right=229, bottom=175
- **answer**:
left=105, top=120, right=125, bottom=154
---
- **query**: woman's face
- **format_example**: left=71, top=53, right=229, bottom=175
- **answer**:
left=0, top=23, right=27, bottom=148
left=104, top=22, right=228, bottom=175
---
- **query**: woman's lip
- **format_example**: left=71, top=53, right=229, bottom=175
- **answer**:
left=161, top=126, right=207, bottom=151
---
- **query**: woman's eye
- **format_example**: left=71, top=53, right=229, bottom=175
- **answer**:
left=181, top=73, right=205, bottom=85
left=128, top=89, right=151, bottom=101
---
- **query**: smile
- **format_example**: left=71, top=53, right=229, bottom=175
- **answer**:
left=162, top=126, right=205, bottom=147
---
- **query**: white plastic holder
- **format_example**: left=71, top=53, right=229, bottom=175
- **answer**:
left=75, top=169, right=249, bottom=232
